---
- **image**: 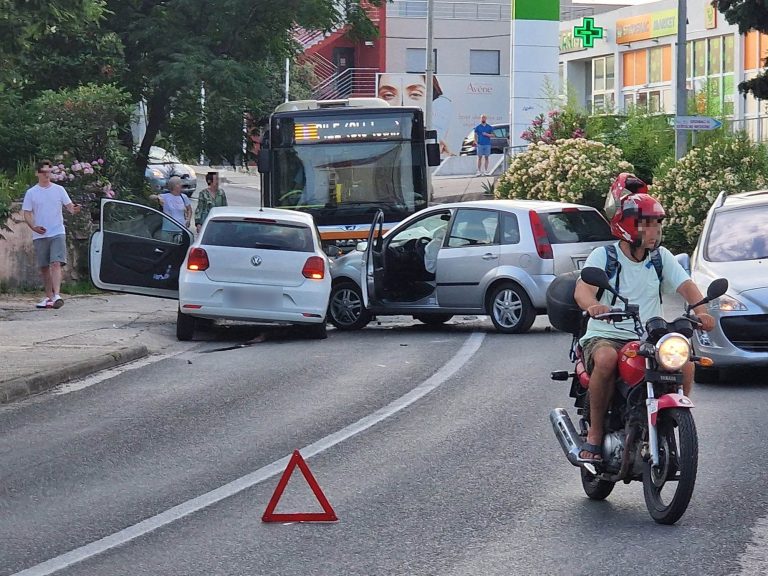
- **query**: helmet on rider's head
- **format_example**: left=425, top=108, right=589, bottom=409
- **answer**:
left=604, top=173, right=665, bottom=248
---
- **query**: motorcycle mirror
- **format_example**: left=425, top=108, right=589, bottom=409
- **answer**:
left=580, top=267, right=612, bottom=291
left=707, top=278, right=728, bottom=300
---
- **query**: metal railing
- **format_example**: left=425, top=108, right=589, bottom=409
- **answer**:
left=389, top=1, right=511, bottom=20
left=298, top=52, right=337, bottom=87
left=312, top=67, right=380, bottom=100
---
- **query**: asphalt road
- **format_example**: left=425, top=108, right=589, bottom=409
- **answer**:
left=1, top=315, right=767, bottom=576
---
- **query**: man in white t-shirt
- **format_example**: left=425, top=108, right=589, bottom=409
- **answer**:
left=22, top=160, right=81, bottom=309
left=573, top=174, right=715, bottom=464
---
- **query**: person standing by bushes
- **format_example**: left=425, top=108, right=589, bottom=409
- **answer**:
left=22, top=160, right=81, bottom=309
left=150, top=176, right=192, bottom=242
left=195, top=171, right=228, bottom=234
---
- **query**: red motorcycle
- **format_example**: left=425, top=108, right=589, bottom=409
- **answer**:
left=547, top=266, right=728, bottom=525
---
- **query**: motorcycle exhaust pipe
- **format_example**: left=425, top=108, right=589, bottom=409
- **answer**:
left=549, top=408, right=582, bottom=467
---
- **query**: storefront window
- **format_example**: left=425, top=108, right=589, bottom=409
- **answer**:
left=606, top=55, right=615, bottom=90
left=723, top=35, right=734, bottom=73
left=694, top=39, right=706, bottom=77
left=649, top=47, right=663, bottom=84
left=709, top=37, right=722, bottom=75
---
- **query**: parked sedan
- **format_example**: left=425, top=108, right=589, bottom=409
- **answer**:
left=145, top=146, right=197, bottom=197
left=328, top=199, right=614, bottom=333
left=90, top=201, right=331, bottom=341
left=677, top=189, right=768, bottom=382
left=459, top=124, right=510, bottom=156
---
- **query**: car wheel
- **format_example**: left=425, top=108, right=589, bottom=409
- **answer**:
left=694, top=364, right=720, bottom=384
left=413, top=314, right=453, bottom=326
left=306, top=322, right=328, bottom=340
left=176, top=308, right=196, bottom=341
left=487, top=282, right=535, bottom=334
left=328, top=281, right=372, bottom=330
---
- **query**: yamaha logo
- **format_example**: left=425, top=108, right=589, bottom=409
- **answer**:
left=250, top=255, right=262, bottom=267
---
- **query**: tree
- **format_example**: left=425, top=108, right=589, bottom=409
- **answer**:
left=102, top=0, right=381, bottom=172
left=717, top=0, right=768, bottom=99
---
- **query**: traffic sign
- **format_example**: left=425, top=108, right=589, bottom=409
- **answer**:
left=674, top=116, right=722, bottom=131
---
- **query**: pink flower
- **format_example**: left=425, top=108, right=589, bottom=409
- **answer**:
left=58, top=164, right=65, bottom=170
left=72, top=163, right=82, bottom=171
left=97, top=158, right=104, bottom=165
left=68, top=174, right=75, bottom=180
left=105, top=190, right=115, bottom=198
left=91, top=161, right=99, bottom=166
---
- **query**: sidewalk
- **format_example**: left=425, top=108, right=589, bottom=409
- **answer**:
left=0, top=293, right=187, bottom=404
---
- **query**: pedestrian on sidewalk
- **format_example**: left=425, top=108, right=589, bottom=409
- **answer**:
left=195, top=172, right=228, bottom=234
left=22, top=159, right=81, bottom=309
left=473, top=114, right=494, bottom=176
left=149, top=176, right=192, bottom=242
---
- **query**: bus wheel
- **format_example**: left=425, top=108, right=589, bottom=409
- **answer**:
left=328, top=281, right=372, bottom=330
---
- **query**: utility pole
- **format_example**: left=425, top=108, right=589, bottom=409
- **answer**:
left=285, top=58, right=290, bottom=103
left=675, top=0, right=688, bottom=160
left=425, top=0, right=435, bottom=129
left=199, top=81, right=205, bottom=165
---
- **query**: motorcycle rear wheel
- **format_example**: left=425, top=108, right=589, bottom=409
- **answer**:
left=643, top=408, right=698, bottom=525
left=581, top=466, right=615, bottom=500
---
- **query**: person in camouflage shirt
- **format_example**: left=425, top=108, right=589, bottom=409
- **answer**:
left=195, top=172, right=228, bottom=234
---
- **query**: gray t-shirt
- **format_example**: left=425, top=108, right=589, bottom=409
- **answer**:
left=160, top=192, right=191, bottom=231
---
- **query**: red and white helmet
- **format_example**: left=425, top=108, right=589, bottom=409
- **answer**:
left=604, top=173, right=665, bottom=247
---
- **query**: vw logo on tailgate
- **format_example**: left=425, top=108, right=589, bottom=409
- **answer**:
left=250, top=255, right=262, bottom=267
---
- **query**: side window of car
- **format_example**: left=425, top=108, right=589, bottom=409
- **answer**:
left=501, top=212, right=521, bottom=245
left=390, top=211, right=451, bottom=246
left=102, top=201, right=174, bottom=241
left=448, top=209, right=499, bottom=247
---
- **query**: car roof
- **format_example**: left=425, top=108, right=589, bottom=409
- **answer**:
left=716, top=189, right=768, bottom=211
left=207, top=206, right=315, bottom=224
left=436, top=199, right=597, bottom=212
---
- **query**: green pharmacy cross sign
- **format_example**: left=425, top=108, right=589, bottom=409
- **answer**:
left=573, top=17, right=604, bottom=48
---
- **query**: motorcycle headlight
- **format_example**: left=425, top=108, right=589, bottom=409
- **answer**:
left=710, top=294, right=747, bottom=312
left=655, top=334, right=691, bottom=372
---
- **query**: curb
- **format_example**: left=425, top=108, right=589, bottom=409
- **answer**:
left=0, top=345, right=150, bottom=404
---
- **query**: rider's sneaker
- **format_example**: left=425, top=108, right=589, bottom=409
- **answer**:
left=35, top=297, right=53, bottom=309
left=51, top=294, right=64, bottom=309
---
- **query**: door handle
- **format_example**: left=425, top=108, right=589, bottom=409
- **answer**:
left=482, top=253, right=498, bottom=260
left=154, top=248, right=165, bottom=254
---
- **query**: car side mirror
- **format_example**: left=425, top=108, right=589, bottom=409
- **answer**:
left=580, top=266, right=612, bottom=291
left=356, top=241, right=368, bottom=252
left=257, top=150, right=270, bottom=173
left=326, top=245, right=341, bottom=257
left=675, top=253, right=691, bottom=275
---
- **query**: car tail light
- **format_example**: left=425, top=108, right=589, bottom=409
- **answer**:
left=528, top=211, right=553, bottom=259
left=187, top=248, right=210, bottom=271
left=302, top=256, right=325, bottom=279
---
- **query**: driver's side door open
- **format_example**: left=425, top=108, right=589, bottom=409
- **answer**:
left=89, top=199, right=193, bottom=299
left=362, top=209, right=384, bottom=306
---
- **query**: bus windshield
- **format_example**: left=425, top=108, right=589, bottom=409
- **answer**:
left=270, top=141, right=427, bottom=226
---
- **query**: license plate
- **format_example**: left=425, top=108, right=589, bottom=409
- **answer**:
left=226, top=287, right=280, bottom=309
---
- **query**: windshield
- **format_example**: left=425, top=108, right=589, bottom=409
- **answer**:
left=270, top=142, right=427, bottom=226
left=705, top=205, right=768, bottom=261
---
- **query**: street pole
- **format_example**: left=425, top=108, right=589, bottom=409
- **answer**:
left=199, top=81, right=205, bottom=165
left=285, top=58, right=290, bottom=103
left=425, top=0, right=434, bottom=130
left=675, top=0, right=688, bottom=160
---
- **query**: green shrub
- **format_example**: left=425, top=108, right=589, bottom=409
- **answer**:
left=651, top=133, right=768, bottom=254
left=495, top=139, right=633, bottom=210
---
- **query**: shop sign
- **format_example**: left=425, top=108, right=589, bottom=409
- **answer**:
left=616, top=9, right=677, bottom=44
left=560, top=30, right=585, bottom=54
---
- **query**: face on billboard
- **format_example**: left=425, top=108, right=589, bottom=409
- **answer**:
left=377, top=74, right=403, bottom=105
left=402, top=75, right=427, bottom=108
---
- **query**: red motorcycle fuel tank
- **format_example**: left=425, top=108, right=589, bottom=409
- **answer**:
left=618, top=341, right=644, bottom=386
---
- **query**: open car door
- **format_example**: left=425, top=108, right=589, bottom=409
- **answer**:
left=361, top=209, right=384, bottom=307
left=89, top=199, right=193, bottom=299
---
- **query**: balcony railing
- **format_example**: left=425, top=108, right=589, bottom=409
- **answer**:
left=312, top=67, right=380, bottom=100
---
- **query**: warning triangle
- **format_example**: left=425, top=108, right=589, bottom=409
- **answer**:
left=262, top=450, right=338, bottom=522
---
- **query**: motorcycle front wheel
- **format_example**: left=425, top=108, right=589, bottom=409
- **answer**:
left=643, top=408, right=698, bottom=525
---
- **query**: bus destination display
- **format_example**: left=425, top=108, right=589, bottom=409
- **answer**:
left=293, top=116, right=405, bottom=143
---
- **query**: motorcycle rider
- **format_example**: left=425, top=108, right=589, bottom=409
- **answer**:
left=573, top=173, right=716, bottom=463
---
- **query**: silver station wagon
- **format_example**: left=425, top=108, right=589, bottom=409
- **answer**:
left=328, top=199, right=614, bottom=333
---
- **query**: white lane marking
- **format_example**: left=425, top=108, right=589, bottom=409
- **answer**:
left=12, top=332, right=485, bottom=576
left=737, top=515, right=768, bottom=575
left=53, top=354, right=176, bottom=395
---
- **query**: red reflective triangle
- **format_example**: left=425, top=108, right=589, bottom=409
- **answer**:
left=262, top=450, right=338, bottom=522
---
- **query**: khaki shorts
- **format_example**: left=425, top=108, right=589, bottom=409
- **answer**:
left=582, top=337, right=630, bottom=373
left=33, top=234, right=67, bottom=268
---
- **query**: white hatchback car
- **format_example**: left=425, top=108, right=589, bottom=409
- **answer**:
left=90, top=201, right=331, bottom=341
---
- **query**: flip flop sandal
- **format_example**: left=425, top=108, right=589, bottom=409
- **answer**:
left=577, top=442, right=603, bottom=464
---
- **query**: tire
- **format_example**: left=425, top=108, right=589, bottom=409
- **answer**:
left=176, top=309, right=196, bottom=341
left=643, top=409, right=698, bottom=525
left=487, top=282, right=536, bottom=334
left=327, top=281, right=372, bottom=330
left=581, top=465, right=615, bottom=500
left=306, top=322, right=328, bottom=340
left=413, top=314, right=453, bottom=326
left=694, top=364, right=720, bottom=384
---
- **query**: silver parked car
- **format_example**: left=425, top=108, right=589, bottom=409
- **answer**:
left=328, top=199, right=614, bottom=333
left=677, top=190, right=768, bottom=382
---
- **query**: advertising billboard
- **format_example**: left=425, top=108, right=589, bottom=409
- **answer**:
left=376, top=73, right=510, bottom=157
